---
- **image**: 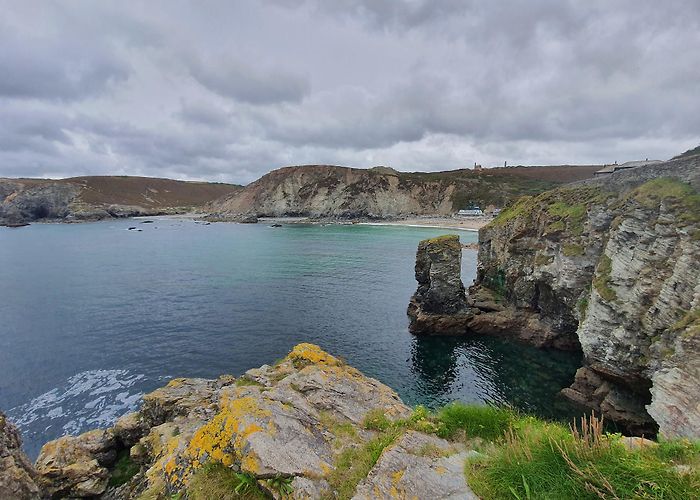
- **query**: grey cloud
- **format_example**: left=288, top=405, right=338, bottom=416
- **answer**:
left=0, top=0, right=697, bottom=184
left=187, top=54, right=310, bottom=104
left=0, top=20, right=130, bottom=101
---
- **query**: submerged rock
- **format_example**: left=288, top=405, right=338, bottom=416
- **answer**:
left=0, top=411, right=41, bottom=500
left=407, top=235, right=471, bottom=334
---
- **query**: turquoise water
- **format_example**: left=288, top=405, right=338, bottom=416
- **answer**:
left=0, top=218, right=582, bottom=457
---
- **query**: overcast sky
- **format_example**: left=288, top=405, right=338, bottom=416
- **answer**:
left=1, top=1, right=698, bottom=184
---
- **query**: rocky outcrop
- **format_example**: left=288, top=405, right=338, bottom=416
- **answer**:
left=29, top=344, right=476, bottom=499
left=407, top=235, right=471, bottom=334
left=0, top=176, right=240, bottom=226
left=0, top=411, right=41, bottom=500
left=207, top=164, right=601, bottom=220
left=468, top=155, right=700, bottom=438
left=352, top=431, right=477, bottom=500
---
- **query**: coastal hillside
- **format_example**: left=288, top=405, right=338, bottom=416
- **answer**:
left=0, top=176, right=241, bottom=225
left=207, top=164, right=602, bottom=219
left=463, top=154, right=700, bottom=438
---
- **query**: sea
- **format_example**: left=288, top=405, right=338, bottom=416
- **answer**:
left=0, top=217, right=582, bottom=457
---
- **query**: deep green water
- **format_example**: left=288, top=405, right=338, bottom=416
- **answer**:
left=0, top=218, right=582, bottom=457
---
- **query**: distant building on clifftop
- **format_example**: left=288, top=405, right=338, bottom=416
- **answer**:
left=594, top=160, right=662, bottom=176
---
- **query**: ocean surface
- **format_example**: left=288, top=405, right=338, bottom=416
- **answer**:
left=0, top=218, right=582, bottom=457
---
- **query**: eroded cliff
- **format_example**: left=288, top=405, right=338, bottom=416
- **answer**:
left=207, top=164, right=600, bottom=219
left=470, top=155, right=700, bottom=437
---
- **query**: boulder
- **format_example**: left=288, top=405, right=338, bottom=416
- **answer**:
left=352, top=431, right=478, bottom=500
left=35, top=433, right=111, bottom=498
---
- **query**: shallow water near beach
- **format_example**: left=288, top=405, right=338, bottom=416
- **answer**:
left=0, top=218, right=582, bottom=457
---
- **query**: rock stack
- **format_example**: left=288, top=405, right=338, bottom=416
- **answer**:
left=407, top=235, right=471, bottom=334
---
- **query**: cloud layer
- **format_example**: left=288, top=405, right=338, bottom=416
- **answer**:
left=1, top=0, right=698, bottom=184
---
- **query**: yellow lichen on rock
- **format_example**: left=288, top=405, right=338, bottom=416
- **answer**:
left=288, top=343, right=343, bottom=367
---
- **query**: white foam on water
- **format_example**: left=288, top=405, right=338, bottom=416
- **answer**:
left=8, top=369, right=145, bottom=440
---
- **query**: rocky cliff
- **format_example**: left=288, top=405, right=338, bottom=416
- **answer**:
left=207, top=164, right=601, bottom=219
left=468, top=154, right=700, bottom=438
left=13, top=344, right=476, bottom=499
left=0, top=412, right=41, bottom=499
left=0, top=177, right=240, bottom=226
left=407, top=235, right=471, bottom=334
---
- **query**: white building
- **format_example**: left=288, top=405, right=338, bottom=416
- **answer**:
left=457, top=208, right=484, bottom=216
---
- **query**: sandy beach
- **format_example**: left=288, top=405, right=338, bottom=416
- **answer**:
left=359, top=216, right=491, bottom=231
left=256, top=215, right=492, bottom=231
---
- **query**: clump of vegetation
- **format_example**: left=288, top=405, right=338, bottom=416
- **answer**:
left=467, top=414, right=700, bottom=499
left=562, top=243, right=586, bottom=257
left=235, top=377, right=264, bottom=388
left=534, top=253, right=554, bottom=266
left=592, top=255, right=616, bottom=302
left=326, top=428, right=401, bottom=500
left=482, top=269, right=507, bottom=300
left=577, top=294, right=590, bottom=322
left=631, top=178, right=700, bottom=225
left=670, top=309, right=700, bottom=338
left=187, top=462, right=266, bottom=500
left=108, top=451, right=140, bottom=487
left=433, top=403, right=518, bottom=441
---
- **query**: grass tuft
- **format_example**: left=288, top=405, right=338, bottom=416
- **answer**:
left=186, top=462, right=266, bottom=500
left=108, top=450, right=140, bottom=487
left=467, top=413, right=700, bottom=499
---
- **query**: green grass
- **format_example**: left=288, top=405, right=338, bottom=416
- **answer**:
left=108, top=450, right=140, bottom=487
left=632, top=178, right=700, bottom=224
left=234, top=377, right=264, bottom=387
left=325, top=427, right=402, bottom=500
left=562, top=243, right=585, bottom=257
left=592, top=255, right=616, bottom=302
left=467, top=416, right=700, bottom=499
left=433, top=403, right=518, bottom=441
left=187, top=462, right=266, bottom=500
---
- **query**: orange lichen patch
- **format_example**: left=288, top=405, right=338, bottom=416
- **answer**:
left=166, top=378, right=187, bottom=387
left=288, top=343, right=343, bottom=367
left=152, top=395, right=278, bottom=485
left=391, top=468, right=405, bottom=496
left=435, top=465, right=448, bottom=475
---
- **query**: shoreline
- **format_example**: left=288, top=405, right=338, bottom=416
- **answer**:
left=3, top=214, right=492, bottom=232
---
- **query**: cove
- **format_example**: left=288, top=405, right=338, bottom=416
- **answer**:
left=0, top=218, right=582, bottom=457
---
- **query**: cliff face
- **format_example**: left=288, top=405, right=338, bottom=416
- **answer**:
left=208, top=164, right=600, bottom=219
left=23, top=344, right=476, bottom=499
left=471, top=155, right=700, bottom=437
left=407, top=235, right=471, bottom=334
left=0, top=411, right=41, bottom=499
left=0, top=176, right=240, bottom=226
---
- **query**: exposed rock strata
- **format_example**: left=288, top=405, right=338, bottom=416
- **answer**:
left=468, top=156, right=700, bottom=438
left=28, top=344, right=476, bottom=499
left=0, top=411, right=41, bottom=500
left=207, top=164, right=601, bottom=219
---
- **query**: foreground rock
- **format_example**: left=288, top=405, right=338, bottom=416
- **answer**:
left=407, top=235, right=471, bottom=334
left=0, top=411, right=41, bottom=500
left=352, top=431, right=476, bottom=500
left=466, top=154, right=700, bottom=438
left=31, top=344, right=475, bottom=499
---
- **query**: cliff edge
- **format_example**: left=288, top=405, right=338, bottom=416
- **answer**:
left=469, top=154, right=700, bottom=438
